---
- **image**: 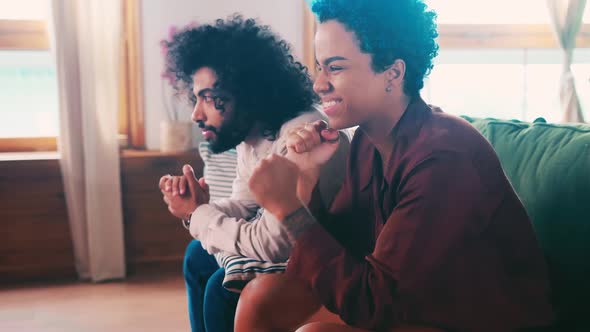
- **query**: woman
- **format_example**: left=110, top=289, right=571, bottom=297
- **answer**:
left=238, top=0, right=554, bottom=331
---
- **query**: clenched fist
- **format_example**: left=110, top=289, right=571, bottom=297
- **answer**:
left=284, top=120, right=341, bottom=204
left=248, top=154, right=303, bottom=221
left=285, top=120, right=340, bottom=174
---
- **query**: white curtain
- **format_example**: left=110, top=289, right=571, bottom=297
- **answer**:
left=547, top=0, right=587, bottom=123
left=49, top=0, right=126, bottom=281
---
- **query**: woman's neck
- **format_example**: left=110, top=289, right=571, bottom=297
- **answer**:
left=362, top=94, right=412, bottom=164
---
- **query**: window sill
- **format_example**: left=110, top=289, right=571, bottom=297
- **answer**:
left=0, top=149, right=199, bottom=162
left=120, top=149, right=198, bottom=159
left=0, top=151, right=59, bottom=162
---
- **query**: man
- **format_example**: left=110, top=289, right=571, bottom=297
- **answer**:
left=158, top=15, right=348, bottom=332
left=238, top=0, right=554, bottom=331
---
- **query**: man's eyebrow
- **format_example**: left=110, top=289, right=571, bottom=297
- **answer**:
left=196, top=88, right=214, bottom=97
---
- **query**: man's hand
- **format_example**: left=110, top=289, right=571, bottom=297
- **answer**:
left=158, top=165, right=210, bottom=220
left=248, top=154, right=303, bottom=221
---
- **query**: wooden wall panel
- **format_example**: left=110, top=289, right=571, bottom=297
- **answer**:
left=0, top=158, right=76, bottom=283
left=0, top=150, right=204, bottom=283
left=120, top=150, right=203, bottom=274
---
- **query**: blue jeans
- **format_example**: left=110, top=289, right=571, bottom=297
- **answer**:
left=183, top=240, right=240, bottom=332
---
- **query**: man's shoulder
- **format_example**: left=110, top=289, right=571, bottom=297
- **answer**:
left=234, top=141, right=248, bottom=157
left=264, top=107, right=327, bottom=155
left=279, top=106, right=326, bottom=137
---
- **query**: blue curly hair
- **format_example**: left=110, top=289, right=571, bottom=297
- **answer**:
left=309, top=0, right=439, bottom=97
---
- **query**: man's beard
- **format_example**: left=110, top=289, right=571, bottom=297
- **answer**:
left=200, top=116, right=252, bottom=154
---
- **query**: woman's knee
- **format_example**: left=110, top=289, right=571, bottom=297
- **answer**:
left=234, top=275, right=278, bottom=331
left=236, top=274, right=282, bottom=317
left=239, top=274, right=314, bottom=311
left=235, top=274, right=322, bottom=332
left=296, top=322, right=329, bottom=332
left=296, top=323, right=445, bottom=332
left=296, top=322, right=367, bottom=332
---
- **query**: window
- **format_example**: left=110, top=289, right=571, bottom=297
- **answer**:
left=0, top=0, right=58, bottom=151
left=0, top=0, right=146, bottom=152
left=423, top=0, right=590, bottom=122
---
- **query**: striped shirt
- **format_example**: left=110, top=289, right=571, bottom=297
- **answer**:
left=198, top=142, right=237, bottom=202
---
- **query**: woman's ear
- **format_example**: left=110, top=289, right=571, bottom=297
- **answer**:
left=386, top=59, right=405, bottom=84
left=383, top=59, right=406, bottom=93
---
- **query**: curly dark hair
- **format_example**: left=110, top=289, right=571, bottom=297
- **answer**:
left=164, top=14, right=319, bottom=140
left=310, top=0, right=439, bottom=97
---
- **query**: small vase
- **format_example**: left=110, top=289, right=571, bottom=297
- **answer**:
left=160, top=120, right=193, bottom=152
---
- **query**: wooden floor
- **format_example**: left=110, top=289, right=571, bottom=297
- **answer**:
left=0, top=272, right=190, bottom=332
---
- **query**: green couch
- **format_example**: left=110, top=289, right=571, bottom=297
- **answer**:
left=462, top=116, right=590, bottom=331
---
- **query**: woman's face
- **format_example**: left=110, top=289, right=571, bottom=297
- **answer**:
left=313, top=20, right=391, bottom=130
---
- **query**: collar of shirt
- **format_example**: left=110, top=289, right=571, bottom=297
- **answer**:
left=356, top=97, right=433, bottom=191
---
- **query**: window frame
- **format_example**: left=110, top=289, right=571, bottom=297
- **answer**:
left=0, top=19, right=48, bottom=50
left=438, top=24, right=590, bottom=49
left=0, top=0, right=146, bottom=153
left=0, top=19, right=55, bottom=152
left=120, top=0, right=145, bottom=149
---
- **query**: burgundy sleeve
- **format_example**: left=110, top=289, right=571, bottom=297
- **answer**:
left=285, top=153, right=501, bottom=329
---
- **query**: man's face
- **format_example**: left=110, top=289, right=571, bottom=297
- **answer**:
left=313, top=20, right=390, bottom=130
left=191, top=67, right=250, bottom=153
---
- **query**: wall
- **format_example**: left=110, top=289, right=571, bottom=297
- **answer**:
left=141, top=0, right=305, bottom=150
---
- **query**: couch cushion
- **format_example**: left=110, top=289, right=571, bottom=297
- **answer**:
left=462, top=116, right=590, bottom=328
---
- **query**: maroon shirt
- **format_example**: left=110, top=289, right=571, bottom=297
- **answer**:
left=284, top=98, right=553, bottom=331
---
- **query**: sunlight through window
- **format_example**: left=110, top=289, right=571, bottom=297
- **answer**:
left=0, top=0, right=58, bottom=140
left=425, top=0, right=590, bottom=24
left=421, top=1, right=590, bottom=122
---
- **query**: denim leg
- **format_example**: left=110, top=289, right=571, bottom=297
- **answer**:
left=183, top=240, right=220, bottom=332
left=203, top=268, right=240, bottom=332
